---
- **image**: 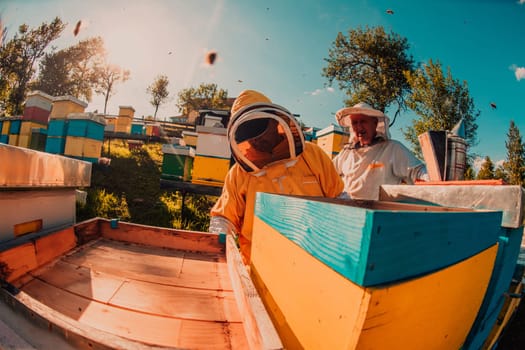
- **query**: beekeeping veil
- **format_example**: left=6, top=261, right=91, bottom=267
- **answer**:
left=228, top=90, right=305, bottom=173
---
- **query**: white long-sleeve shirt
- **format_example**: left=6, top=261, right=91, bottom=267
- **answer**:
left=333, top=139, right=428, bottom=200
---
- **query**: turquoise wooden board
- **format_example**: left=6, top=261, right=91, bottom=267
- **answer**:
left=463, top=226, right=524, bottom=350
left=254, top=193, right=503, bottom=286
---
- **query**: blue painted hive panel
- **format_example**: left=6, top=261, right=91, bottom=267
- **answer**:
left=254, top=193, right=503, bottom=286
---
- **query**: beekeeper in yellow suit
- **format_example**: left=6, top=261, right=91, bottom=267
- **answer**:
left=209, top=90, right=344, bottom=264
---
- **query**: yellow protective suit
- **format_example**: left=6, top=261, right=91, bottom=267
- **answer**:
left=210, top=141, right=343, bottom=264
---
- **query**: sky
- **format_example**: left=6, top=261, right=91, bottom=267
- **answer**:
left=2, top=0, right=525, bottom=166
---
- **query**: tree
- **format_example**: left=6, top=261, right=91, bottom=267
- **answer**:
left=503, top=120, right=525, bottom=186
left=322, top=26, right=415, bottom=124
left=32, top=36, right=105, bottom=102
left=94, top=63, right=130, bottom=114
left=0, top=17, right=65, bottom=115
left=494, top=165, right=508, bottom=183
left=476, top=156, right=495, bottom=180
left=403, top=59, right=479, bottom=158
left=176, top=83, right=228, bottom=117
left=147, top=75, right=170, bottom=120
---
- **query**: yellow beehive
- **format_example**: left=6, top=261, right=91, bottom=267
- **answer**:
left=20, top=120, right=47, bottom=136
left=64, top=136, right=103, bottom=159
left=49, top=96, right=88, bottom=119
left=191, top=155, right=231, bottom=187
left=118, top=105, right=135, bottom=118
left=182, top=131, right=198, bottom=148
left=316, top=124, right=349, bottom=159
left=1, top=120, right=10, bottom=135
left=116, top=115, right=132, bottom=133
left=8, top=134, right=18, bottom=146
left=17, top=134, right=31, bottom=148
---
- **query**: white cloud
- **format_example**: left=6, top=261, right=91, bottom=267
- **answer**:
left=515, top=67, right=525, bottom=81
left=305, top=87, right=335, bottom=96
left=519, top=0, right=525, bottom=5
left=472, top=156, right=505, bottom=173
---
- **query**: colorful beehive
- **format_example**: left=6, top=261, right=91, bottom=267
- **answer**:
left=379, top=184, right=525, bottom=350
left=7, top=117, right=22, bottom=147
left=161, top=144, right=195, bottom=182
left=63, top=112, right=106, bottom=163
left=182, top=130, right=198, bottom=148
left=29, top=128, right=47, bottom=151
left=17, top=120, right=47, bottom=148
left=116, top=105, right=134, bottom=133
left=145, top=123, right=161, bottom=137
left=45, top=118, right=69, bottom=154
left=23, top=90, right=54, bottom=124
left=191, top=125, right=231, bottom=187
left=104, top=115, right=117, bottom=132
left=0, top=119, right=7, bottom=144
left=315, top=124, right=349, bottom=159
left=131, top=122, right=146, bottom=135
left=49, top=95, right=87, bottom=119
left=251, top=193, right=504, bottom=350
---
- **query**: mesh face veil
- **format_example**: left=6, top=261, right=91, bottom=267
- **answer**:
left=228, top=103, right=305, bottom=173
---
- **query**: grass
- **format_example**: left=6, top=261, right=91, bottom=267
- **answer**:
left=76, top=139, right=218, bottom=231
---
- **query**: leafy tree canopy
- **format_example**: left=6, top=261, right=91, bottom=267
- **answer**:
left=176, top=83, right=228, bottom=117
left=403, top=59, right=479, bottom=158
left=0, top=17, right=65, bottom=115
left=322, top=25, right=415, bottom=125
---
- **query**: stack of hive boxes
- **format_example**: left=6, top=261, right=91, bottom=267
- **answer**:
left=191, top=117, right=231, bottom=187
left=63, top=112, right=106, bottom=163
left=46, top=95, right=88, bottom=155
left=315, top=124, right=350, bottom=159
left=116, top=106, right=134, bottom=133
left=22, top=91, right=54, bottom=150
left=182, top=130, right=198, bottom=148
left=161, top=144, right=195, bottom=182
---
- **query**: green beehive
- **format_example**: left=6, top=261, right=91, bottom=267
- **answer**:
left=161, top=144, right=195, bottom=181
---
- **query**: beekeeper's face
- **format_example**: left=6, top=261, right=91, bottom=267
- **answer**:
left=350, top=114, right=378, bottom=146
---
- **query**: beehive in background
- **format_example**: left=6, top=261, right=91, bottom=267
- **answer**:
left=18, top=120, right=47, bottom=148
left=63, top=112, right=106, bottom=163
left=116, top=105, right=134, bottom=133
left=104, top=115, right=117, bottom=132
left=49, top=95, right=87, bottom=119
left=46, top=118, right=69, bottom=154
left=315, top=124, right=349, bottom=159
left=145, top=123, right=161, bottom=137
left=182, top=130, right=198, bottom=148
left=0, top=119, right=7, bottom=144
left=30, top=127, right=47, bottom=151
left=22, top=90, right=54, bottom=125
left=161, top=144, right=195, bottom=182
left=7, top=117, right=22, bottom=147
left=131, top=122, right=146, bottom=135
left=191, top=125, right=231, bottom=187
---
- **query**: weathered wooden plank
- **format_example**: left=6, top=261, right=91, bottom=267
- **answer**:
left=21, top=278, right=245, bottom=348
left=0, top=242, right=38, bottom=282
left=254, top=192, right=502, bottom=286
left=226, top=235, right=283, bottom=350
left=379, top=184, right=525, bottom=228
left=35, top=227, right=77, bottom=266
left=32, top=258, right=241, bottom=322
left=99, top=220, right=225, bottom=254
left=62, top=239, right=230, bottom=290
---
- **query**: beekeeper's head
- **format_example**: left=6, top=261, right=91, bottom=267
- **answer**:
left=335, top=102, right=390, bottom=146
left=228, top=90, right=304, bottom=173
